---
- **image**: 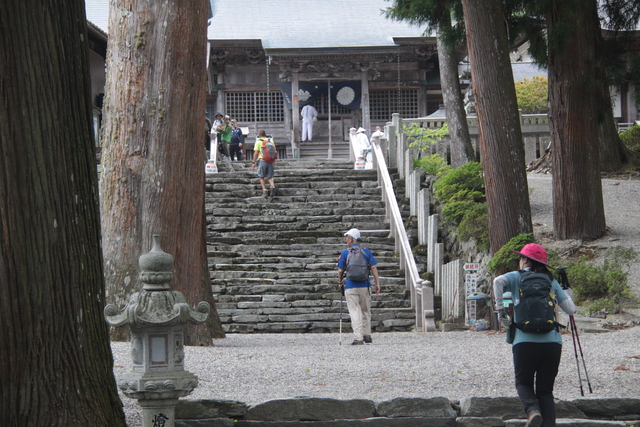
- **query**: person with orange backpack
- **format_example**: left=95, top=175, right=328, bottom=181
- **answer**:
left=251, top=129, right=277, bottom=198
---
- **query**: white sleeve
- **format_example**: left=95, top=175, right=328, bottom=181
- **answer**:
left=493, top=275, right=509, bottom=310
left=559, top=296, right=576, bottom=315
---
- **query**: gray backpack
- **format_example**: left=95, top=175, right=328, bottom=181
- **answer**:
left=345, top=247, right=371, bottom=281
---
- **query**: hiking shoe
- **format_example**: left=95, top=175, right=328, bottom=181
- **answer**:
left=351, top=340, right=364, bottom=345
left=363, top=335, right=372, bottom=344
left=262, top=189, right=269, bottom=198
left=269, top=185, right=277, bottom=197
left=525, top=410, right=542, bottom=427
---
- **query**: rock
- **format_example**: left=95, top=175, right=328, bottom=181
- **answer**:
left=375, top=397, right=457, bottom=418
left=175, top=399, right=248, bottom=420
left=460, top=397, right=525, bottom=420
left=244, top=397, right=375, bottom=421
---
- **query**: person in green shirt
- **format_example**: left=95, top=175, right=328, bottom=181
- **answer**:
left=217, top=115, right=232, bottom=159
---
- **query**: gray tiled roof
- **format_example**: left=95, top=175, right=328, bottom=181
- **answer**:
left=208, top=0, right=429, bottom=49
left=511, top=62, right=547, bottom=82
left=85, top=0, right=110, bottom=34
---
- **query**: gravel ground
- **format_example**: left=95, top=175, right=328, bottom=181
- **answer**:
left=112, top=328, right=640, bottom=426
left=113, top=174, right=640, bottom=426
left=528, top=174, right=640, bottom=301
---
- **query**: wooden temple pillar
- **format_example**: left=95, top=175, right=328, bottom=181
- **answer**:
left=292, top=71, right=301, bottom=158
left=361, top=68, right=371, bottom=134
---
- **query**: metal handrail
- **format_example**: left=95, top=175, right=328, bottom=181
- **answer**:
left=350, top=132, right=436, bottom=332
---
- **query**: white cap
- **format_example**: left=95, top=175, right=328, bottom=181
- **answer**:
left=357, top=127, right=366, bottom=133
left=344, top=228, right=360, bottom=240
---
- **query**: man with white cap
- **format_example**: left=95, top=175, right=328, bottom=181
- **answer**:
left=337, top=228, right=381, bottom=345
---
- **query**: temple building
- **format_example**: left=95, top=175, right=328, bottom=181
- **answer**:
left=206, top=0, right=442, bottom=158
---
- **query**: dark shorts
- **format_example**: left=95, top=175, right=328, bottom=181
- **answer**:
left=257, top=160, right=275, bottom=179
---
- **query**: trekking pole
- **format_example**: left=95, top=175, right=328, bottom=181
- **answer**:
left=339, top=279, right=345, bottom=345
left=570, top=314, right=593, bottom=394
left=569, top=315, right=585, bottom=396
left=558, top=267, right=593, bottom=395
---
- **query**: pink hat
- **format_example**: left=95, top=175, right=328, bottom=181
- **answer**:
left=513, top=243, right=554, bottom=269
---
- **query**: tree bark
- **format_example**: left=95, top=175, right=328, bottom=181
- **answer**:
left=595, top=18, right=628, bottom=171
left=437, top=18, right=475, bottom=168
left=100, top=0, right=224, bottom=344
left=461, top=0, right=533, bottom=254
left=547, top=1, right=606, bottom=240
left=0, top=1, right=127, bottom=425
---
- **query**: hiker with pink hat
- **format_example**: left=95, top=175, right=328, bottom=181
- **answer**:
left=493, top=243, right=576, bottom=427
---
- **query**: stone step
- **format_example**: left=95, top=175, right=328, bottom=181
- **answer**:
left=209, top=206, right=388, bottom=217
left=175, top=396, right=640, bottom=426
left=215, top=295, right=412, bottom=311
left=207, top=246, right=397, bottom=258
left=210, top=274, right=407, bottom=285
left=206, top=226, right=392, bottom=241
left=213, top=158, right=363, bottom=173
left=209, top=255, right=401, bottom=266
left=219, top=307, right=417, bottom=334
left=208, top=214, right=388, bottom=225
left=205, top=158, right=417, bottom=333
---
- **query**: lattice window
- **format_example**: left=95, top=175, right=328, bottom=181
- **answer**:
left=224, top=92, right=284, bottom=123
left=370, top=89, right=418, bottom=120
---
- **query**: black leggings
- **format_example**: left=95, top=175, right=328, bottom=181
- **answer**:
left=512, top=342, right=562, bottom=427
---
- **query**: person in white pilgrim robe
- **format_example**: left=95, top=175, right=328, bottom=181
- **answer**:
left=300, top=104, right=318, bottom=142
left=355, top=127, right=371, bottom=158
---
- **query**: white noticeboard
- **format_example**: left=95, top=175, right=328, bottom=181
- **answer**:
left=465, top=273, right=478, bottom=296
left=465, top=273, right=479, bottom=323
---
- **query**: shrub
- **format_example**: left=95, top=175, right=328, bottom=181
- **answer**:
left=562, top=246, right=638, bottom=313
left=433, top=161, right=484, bottom=205
left=488, top=233, right=536, bottom=275
left=413, top=154, right=451, bottom=176
left=619, top=125, right=640, bottom=155
left=404, top=123, right=449, bottom=153
left=433, top=162, right=488, bottom=250
left=457, top=202, right=490, bottom=251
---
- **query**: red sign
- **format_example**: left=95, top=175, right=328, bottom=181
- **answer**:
left=464, top=263, right=480, bottom=271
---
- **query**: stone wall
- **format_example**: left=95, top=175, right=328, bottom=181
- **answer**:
left=175, top=396, right=640, bottom=426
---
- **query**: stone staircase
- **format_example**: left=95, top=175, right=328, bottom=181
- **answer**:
left=205, top=159, right=420, bottom=334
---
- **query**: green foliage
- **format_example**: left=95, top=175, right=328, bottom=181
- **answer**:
left=413, top=154, right=451, bottom=176
left=457, top=202, right=490, bottom=252
left=561, top=247, right=638, bottom=313
left=514, top=76, right=548, bottom=114
left=433, top=162, right=488, bottom=250
left=619, top=125, right=640, bottom=155
left=404, top=122, right=450, bottom=153
left=433, top=161, right=484, bottom=204
left=383, top=0, right=467, bottom=46
left=488, top=233, right=535, bottom=275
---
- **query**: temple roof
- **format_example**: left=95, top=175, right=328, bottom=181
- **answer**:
left=208, top=0, right=431, bottom=52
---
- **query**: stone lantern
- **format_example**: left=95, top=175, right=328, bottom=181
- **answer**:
left=104, top=235, right=210, bottom=427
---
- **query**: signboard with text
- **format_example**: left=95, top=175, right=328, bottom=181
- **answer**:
left=464, top=263, right=480, bottom=271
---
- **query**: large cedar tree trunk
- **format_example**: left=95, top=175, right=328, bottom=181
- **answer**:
left=100, top=0, right=224, bottom=344
left=547, top=1, right=606, bottom=240
left=595, top=19, right=628, bottom=171
left=461, top=0, right=533, bottom=253
left=437, top=18, right=475, bottom=168
left=0, top=1, right=127, bottom=425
